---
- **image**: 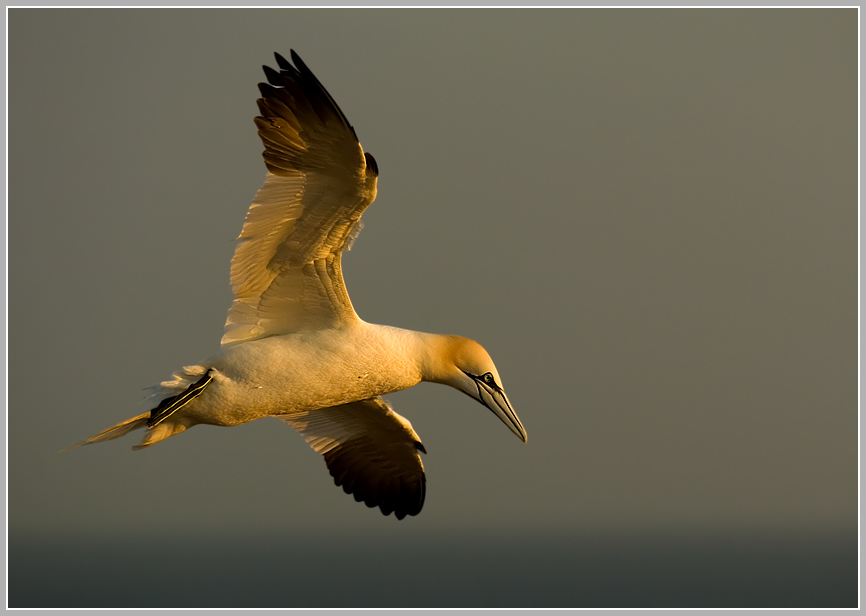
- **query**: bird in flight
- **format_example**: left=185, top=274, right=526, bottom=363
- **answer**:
left=68, top=50, right=527, bottom=519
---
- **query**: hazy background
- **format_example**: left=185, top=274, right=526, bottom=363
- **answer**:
left=8, top=8, right=857, bottom=608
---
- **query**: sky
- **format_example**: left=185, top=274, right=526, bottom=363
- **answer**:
left=7, top=7, right=858, bottom=608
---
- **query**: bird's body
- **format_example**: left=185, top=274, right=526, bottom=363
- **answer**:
left=69, top=50, right=526, bottom=519
left=153, top=324, right=426, bottom=432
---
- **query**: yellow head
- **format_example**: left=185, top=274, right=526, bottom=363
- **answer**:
left=424, top=335, right=527, bottom=443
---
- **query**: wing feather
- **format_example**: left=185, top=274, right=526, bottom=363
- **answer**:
left=223, top=51, right=379, bottom=345
left=277, top=397, right=427, bottom=519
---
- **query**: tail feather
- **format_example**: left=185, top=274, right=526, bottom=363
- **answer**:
left=59, top=412, right=151, bottom=452
left=132, top=421, right=189, bottom=450
left=62, top=365, right=211, bottom=453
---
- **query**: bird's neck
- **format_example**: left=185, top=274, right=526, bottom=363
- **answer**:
left=358, top=323, right=465, bottom=387
left=408, top=331, right=465, bottom=385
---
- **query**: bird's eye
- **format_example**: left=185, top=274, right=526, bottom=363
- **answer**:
left=482, top=373, right=496, bottom=386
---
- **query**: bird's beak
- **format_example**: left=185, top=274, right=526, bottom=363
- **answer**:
left=474, top=380, right=527, bottom=443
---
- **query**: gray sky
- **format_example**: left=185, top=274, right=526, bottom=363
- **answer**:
left=8, top=8, right=857, bottom=543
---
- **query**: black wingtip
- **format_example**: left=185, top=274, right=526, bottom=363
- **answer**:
left=274, top=51, right=291, bottom=70
left=364, top=152, right=379, bottom=177
left=262, top=65, right=283, bottom=87
left=260, top=49, right=358, bottom=142
left=289, top=49, right=306, bottom=72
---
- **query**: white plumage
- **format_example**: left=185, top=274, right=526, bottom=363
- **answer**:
left=68, top=50, right=526, bottom=519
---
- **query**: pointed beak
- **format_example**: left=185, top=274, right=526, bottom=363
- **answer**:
left=476, top=383, right=527, bottom=443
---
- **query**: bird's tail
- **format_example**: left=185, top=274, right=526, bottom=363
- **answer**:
left=60, top=411, right=191, bottom=452
left=61, top=365, right=213, bottom=453
left=59, top=412, right=151, bottom=452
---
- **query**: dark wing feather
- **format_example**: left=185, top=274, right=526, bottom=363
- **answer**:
left=277, top=397, right=427, bottom=519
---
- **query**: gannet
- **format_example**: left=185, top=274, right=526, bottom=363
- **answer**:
left=68, top=50, right=527, bottom=519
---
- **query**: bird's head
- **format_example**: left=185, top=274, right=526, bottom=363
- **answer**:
left=426, top=335, right=527, bottom=443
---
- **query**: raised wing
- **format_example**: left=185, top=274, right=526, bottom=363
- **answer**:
left=223, top=51, right=379, bottom=346
left=277, top=397, right=427, bottom=519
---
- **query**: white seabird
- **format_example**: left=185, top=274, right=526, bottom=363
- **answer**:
left=69, top=50, right=527, bottom=519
